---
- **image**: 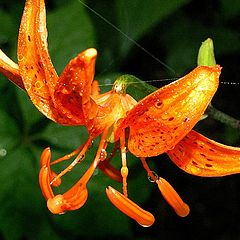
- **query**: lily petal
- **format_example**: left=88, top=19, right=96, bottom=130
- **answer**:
left=167, top=130, right=240, bottom=176
left=0, top=50, right=24, bottom=89
left=106, top=186, right=155, bottom=227
left=54, top=48, right=97, bottom=125
left=18, top=0, right=58, bottom=121
left=115, top=65, right=221, bottom=157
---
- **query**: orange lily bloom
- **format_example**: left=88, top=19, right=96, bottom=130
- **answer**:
left=1, top=0, right=240, bottom=227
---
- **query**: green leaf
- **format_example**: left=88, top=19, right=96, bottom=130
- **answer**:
left=220, top=0, right=240, bottom=19
left=0, top=109, right=19, bottom=151
left=47, top=0, right=96, bottom=73
left=161, top=16, right=240, bottom=73
left=40, top=122, right=88, bottom=151
left=16, top=88, right=44, bottom=131
left=0, top=10, right=15, bottom=44
left=116, top=0, right=190, bottom=56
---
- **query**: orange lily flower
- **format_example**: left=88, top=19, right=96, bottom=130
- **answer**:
left=1, top=0, right=240, bottom=227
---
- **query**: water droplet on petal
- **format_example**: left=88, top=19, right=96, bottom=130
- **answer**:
left=154, top=100, right=163, bottom=109
left=100, top=149, right=107, bottom=161
left=184, top=117, right=190, bottom=122
left=147, top=171, right=159, bottom=183
left=93, top=168, right=99, bottom=176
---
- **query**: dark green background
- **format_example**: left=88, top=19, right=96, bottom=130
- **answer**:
left=0, top=0, right=239, bottom=239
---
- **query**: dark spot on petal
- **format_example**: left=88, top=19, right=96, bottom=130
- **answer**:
left=178, top=148, right=183, bottom=153
left=155, top=101, right=163, bottom=108
left=192, top=161, right=198, bottom=166
left=207, top=158, right=213, bottom=161
left=28, top=35, right=31, bottom=41
left=205, top=163, right=213, bottom=168
left=168, top=117, right=174, bottom=121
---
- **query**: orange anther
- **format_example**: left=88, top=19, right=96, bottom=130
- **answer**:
left=39, top=147, right=61, bottom=187
left=106, top=186, right=155, bottom=227
left=63, top=187, right=88, bottom=211
left=40, top=147, right=51, bottom=167
left=157, top=177, right=190, bottom=217
left=39, top=166, right=54, bottom=200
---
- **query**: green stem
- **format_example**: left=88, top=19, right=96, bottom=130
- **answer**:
left=206, top=104, right=240, bottom=129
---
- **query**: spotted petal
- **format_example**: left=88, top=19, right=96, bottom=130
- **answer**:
left=18, top=0, right=58, bottom=121
left=115, top=65, right=221, bottom=157
left=167, top=130, right=240, bottom=176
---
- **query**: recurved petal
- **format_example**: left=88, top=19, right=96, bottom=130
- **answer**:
left=167, top=130, right=240, bottom=177
left=106, top=186, right=155, bottom=227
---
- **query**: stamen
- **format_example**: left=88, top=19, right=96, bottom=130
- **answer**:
left=98, top=142, right=122, bottom=182
left=40, top=148, right=61, bottom=187
left=140, top=157, right=189, bottom=217
left=157, top=177, right=190, bottom=217
left=50, top=145, right=84, bottom=165
left=50, top=138, right=93, bottom=185
left=106, top=186, right=155, bottom=227
left=140, top=157, right=158, bottom=182
left=77, top=128, right=109, bottom=185
left=39, top=166, right=54, bottom=200
left=120, top=130, right=128, bottom=197
left=147, top=171, right=159, bottom=183
left=40, top=147, right=51, bottom=167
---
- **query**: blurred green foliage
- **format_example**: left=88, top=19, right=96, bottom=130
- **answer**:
left=0, top=0, right=239, bottom=239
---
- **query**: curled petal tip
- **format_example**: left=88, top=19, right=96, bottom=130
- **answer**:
left=84, top=48, right=97, bottom=59
left=106, top=186, right=155, bottom=227
left=157, top=178, right=190, bottom=217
